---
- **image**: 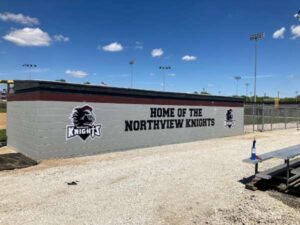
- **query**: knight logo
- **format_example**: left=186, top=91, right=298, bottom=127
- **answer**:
left=224, top=109, right=235, bottom=128
left=66, top=105, right=101, bottom=141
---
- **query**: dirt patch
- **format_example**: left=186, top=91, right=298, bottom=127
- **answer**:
left=0, top=113, right=6, bottom=129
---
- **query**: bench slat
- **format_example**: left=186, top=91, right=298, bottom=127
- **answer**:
left=255, top=158, right=300, bottom=180
left=243, top=144, right=300, bottom=164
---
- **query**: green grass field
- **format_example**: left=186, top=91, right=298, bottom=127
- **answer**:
left=0, top=130, right=6, bottom=142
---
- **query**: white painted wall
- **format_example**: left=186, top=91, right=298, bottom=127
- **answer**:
left=8, top=101, right=244, bottom=160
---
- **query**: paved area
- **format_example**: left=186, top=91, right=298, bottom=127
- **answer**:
left=0, top=129, right=300, bottom=224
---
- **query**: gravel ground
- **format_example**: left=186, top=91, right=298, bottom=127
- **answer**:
left=0, top=129, right=300, bottom=225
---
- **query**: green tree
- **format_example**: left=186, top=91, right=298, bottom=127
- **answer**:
left=56, top=79, right=66, bottom=82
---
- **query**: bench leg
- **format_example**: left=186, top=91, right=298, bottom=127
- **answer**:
left=255, top=163, right=258, bottom=174
left=286, top=159, right=290, bottom=188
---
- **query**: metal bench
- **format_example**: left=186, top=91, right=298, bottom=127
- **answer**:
left=255, top=158, right=300, bottom=180
left=243, top=144, right=300, bottom=190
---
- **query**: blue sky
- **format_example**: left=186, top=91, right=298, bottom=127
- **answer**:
left=0, top=0, right=300, bottom=97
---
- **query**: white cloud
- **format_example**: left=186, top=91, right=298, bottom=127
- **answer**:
left=168, top=73, right=176, bottom=77
left=3, top=27, right=51, bottom=46
left=54, top=34, right=69, bottom=42
left=65, top=69, right=88, bottom=78
left=287, top=74, right=300, bottom=80
left=101, top=42, right=123, bottom=52
left=272, top=27, right=285, bottom=39
left=135, top=41, right=143, bottom=50
left=0, top=12, right=39, bottom=25
left=182, top=55, right=197, bottom=61
left=151, top=48, right=164, bottom=57
left=291, top=25, right=300, bottom=39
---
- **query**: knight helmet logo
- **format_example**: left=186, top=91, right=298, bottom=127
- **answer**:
left=66, top=105, right=101, bottom=141
left=225, top=109, right=234, bottom=128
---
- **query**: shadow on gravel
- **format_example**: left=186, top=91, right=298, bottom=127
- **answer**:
left=0, top=153, right=37, bottom=171
left=238, top=176, right=300, bottom=209
left=267, top=191, right=300, bottom=209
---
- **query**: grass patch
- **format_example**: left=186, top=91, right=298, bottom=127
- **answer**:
left=0, top=102, right=6, bottom=113
left=0, top=130, right=6, bottom=142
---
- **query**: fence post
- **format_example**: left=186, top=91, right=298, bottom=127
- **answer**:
left=285, top=108, right=287, bottom=129
left=271, top=107, right=273, bottom=131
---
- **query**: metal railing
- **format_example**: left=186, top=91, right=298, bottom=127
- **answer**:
left=245, top=104, right=300, bottom=132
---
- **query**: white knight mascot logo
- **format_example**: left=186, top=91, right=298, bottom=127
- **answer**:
left=66, top=105, right=101, bottom=141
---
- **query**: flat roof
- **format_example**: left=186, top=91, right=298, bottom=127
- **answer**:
left=8, top=80, right=244, bottom=107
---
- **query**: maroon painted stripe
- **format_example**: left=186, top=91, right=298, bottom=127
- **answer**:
left=8, top=92, right=243, bottom=107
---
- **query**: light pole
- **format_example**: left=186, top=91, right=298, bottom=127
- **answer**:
left=245, top=83, right=249, bottom=96
left=296, top=91, right=299, bottom=104
left=22, top=64, right=37, bottom=80
left=129, top=59, right=135, bottom=88
left=250, top=32, right=264, bottom=132
left=250, top=32, right=264, bottom=103
left=234, top=76, right=241, bottom=96
left=159, top=66, right=171, bottom=91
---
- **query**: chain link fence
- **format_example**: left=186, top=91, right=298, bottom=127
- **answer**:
left=244, top=104, right=300, bottom=132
